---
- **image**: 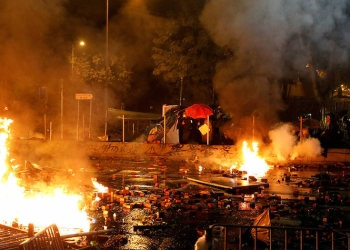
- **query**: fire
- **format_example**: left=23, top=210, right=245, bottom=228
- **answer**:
left=92, top=178, right=108, bottom=193
left=240, top=141, right=271, bottom=177
left=0, top=118, right=90, bottom=233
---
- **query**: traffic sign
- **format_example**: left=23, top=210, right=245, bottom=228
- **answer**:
left=75, top=93, right=93, bottom=100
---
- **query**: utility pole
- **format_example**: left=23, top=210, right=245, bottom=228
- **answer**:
left=179, top=77, right=183, bottom=106
left=104, top=0, right=109, bottom=137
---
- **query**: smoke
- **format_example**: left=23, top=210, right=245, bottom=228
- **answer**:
left=200, top=0, right=350, bottom=139
left=268, top=123, right=322, bottom=162
left=290, top=137, right=322, bottom=160
left=268, top=123, right=298, bottom=161
left=107, top=0, right=157, bottom=109
left=0, top=0, right=162, bottom=186
left=0, top=0, right=157, bottom=129
left=0, top=0, right=103, bottom=185
left=0, top=0, right=68, bottom=136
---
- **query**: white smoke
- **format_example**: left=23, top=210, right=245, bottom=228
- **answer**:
left=290, top=137, right=322, bottom=160
left=268, top=123, right=322, bottom=162
left=200, top=0, right=350, bottom=137
left=269, top=123, right=298, bottom=161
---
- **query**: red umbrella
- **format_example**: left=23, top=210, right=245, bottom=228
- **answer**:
left=185, top=104, right=213, bottom=119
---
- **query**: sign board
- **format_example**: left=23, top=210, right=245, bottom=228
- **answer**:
left=76, top=93, right=93, bottom=100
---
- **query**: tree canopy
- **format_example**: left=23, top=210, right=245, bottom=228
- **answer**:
left=151, top=1, right=228, bottom=105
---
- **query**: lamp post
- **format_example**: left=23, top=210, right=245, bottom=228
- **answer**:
left=104, top=0, right=109, bottom=137
left=71, top=41, right=85, bottom=77
left=179, top=77, right=183, bottom=106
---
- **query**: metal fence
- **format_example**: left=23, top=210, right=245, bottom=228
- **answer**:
left=281, top=98, right=350, bottom=124
left=19, top=224, right=64, bottom=250
left=0, top=224, right=28, bottom=250
left=210, top=224, right=350, bottom=250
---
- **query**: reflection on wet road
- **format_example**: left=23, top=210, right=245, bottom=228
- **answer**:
left=94, top=160, right=350, bottom=250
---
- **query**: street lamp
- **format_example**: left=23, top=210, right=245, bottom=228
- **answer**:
left=104, top=0, right=109, bottom=137
left=71, top=41, right=85, bottom=77
left=179, top=77, right=183, bottom=106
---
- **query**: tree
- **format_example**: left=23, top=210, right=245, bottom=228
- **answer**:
left=151, top=1, right=227, bottom=105
left=71, top=53, right=132, bottom=98
left=282, top=2, right=350, bottom=102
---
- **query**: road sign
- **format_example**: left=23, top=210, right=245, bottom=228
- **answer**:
left=76, top=93, right=93, bottom=100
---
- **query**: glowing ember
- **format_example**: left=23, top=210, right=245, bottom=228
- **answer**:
left=0, top=118, right=90, bottom=233
left=240, top=141, right=271, bottom=177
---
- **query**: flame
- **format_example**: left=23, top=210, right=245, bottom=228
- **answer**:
left=240, top=141, right=271, bottom=177
left=0, top=118, right=90, bottom=233
left=92, top=178, right=108, bottom=193
left=229, top=163, right=238, bottom=173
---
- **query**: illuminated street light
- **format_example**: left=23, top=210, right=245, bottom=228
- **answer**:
left=71, top=41, right=85, bottom=77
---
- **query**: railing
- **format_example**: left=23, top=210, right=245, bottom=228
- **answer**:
left=18, top=223, right=114, bottom=250
left=19, top=224, right=64, bottom=250
left=209, top=224, right=350, bottom=250
left=0, top=224, right=28, bottom=250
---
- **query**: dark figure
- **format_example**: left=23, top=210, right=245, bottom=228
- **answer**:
left=188, top=119, right=202, bottom=144
left=178, top=115, right=192, bottom=144
left=321, top=113, right=341, bottom=155
left=343, top=116, right=350, bottom=140
left=338, top=86, right=343, bottom=97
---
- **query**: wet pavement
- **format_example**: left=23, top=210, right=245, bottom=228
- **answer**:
left=88, top=158, right=350, bottom=249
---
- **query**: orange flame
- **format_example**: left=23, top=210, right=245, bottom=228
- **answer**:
left=92, top=178, right=108, bottom=193
left=0, top=118, right=90, bottom=233
left=240, top=141, right=271, bottom=177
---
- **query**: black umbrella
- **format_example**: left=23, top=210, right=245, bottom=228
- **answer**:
left=301, top=118, right=320, bottom=129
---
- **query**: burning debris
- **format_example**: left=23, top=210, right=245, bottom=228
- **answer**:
left=0, top=118, right=90, bottom=232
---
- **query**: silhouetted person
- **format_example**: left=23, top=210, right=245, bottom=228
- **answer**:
left=343, top=116, right=350, bottom=140
left=322, top=113, right=341, bottom=155
left=178, top=115, right=192, bottom=144
left=189, top=119, right=202, bottom=144
left=338, top=86, right=343, bottom=97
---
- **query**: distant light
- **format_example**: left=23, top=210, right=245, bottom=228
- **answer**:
left=79, top=41, right=85, bottom=46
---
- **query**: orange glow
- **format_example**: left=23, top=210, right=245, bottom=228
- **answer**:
left=92, top=178, right=108, bottom=193
left=0, top=118, right=90, bottom=233
left=240, top=141, right=271, bottom=177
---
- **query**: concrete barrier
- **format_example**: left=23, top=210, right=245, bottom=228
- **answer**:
left=9, top=139, right=350, bottom=165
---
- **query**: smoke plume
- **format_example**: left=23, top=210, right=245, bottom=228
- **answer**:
left=200, top=0, right=350, bottom=142
left=268, top=123, right=322, bottom=162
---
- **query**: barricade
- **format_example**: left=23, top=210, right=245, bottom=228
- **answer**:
left=19, top=224, right=64, bottom=250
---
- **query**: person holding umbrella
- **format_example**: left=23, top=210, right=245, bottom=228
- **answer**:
left=185, top=104, right=214, bottom=145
